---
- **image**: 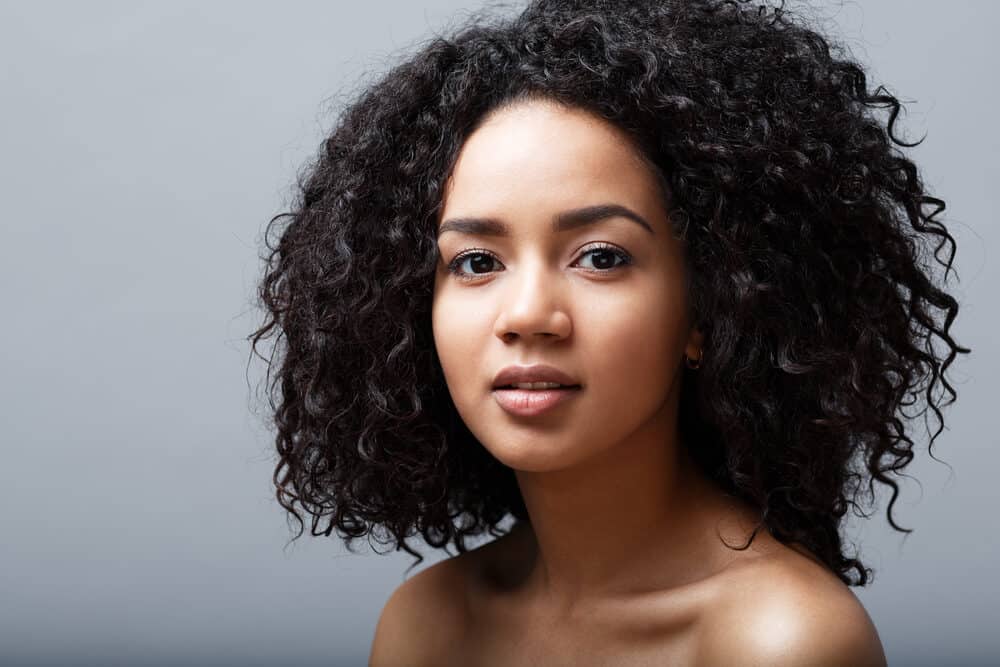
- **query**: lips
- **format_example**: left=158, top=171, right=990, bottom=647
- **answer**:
left=492, top=386, right=581, bottom=417
left=492, top=364, right=582, bottom=390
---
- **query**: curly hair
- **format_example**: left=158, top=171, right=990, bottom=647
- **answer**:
left=249, top=0, right=970, bottom=587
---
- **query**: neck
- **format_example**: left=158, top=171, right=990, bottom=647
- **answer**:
left=509, top=388, right=747, bottom=616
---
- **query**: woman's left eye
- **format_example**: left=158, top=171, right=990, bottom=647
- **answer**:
left=446, top=244, right=632, bottom=282
left=576, top=245, right=632, bottom=271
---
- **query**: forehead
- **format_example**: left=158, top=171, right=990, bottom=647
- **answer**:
left=439, top=101, right=664, bottom=224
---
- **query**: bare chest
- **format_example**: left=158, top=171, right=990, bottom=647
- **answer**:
left=446, top=597, right=702, bottom=667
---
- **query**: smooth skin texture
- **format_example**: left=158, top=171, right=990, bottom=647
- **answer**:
left=370, top=99, right=886, bottom=666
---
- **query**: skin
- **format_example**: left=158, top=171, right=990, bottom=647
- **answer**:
left=397, top=98, right=887, bottom=665
left=432, top=97, right=732, bottom=607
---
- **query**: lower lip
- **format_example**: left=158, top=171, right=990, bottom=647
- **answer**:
left=492, top=387, right=582, bottom=417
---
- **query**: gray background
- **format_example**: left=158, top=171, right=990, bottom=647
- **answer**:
left=1, top=1, right=995, bottom=665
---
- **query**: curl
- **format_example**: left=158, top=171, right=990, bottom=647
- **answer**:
left=249, top=0, right=970, bottom=586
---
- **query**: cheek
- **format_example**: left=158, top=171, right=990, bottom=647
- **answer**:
left=431, top=291, right=488, bottom=394
left=582, top=285, right=686, bottom=396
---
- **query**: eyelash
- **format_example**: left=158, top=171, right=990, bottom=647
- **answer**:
left=445, top=243, right=633, bottom=282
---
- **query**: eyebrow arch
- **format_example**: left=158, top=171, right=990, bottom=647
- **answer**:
left=437, top=203, right=655, bottom=238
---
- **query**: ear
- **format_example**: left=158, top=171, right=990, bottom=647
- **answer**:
left=685, top=327, right=704, bottom=360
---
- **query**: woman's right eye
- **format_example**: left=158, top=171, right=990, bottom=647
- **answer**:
left=447, top=249, right=501, bottom=282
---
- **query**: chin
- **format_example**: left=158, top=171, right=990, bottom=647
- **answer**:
left=478, top=431, right=595, bottom=473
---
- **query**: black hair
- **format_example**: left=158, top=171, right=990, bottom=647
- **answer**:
left=249, top=0, right=970, bottom=586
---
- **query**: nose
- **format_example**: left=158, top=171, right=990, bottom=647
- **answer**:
left=493, top=257, right=572, bottom=342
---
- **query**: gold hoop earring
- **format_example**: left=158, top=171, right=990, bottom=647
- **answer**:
left=684, top=352, right=702, bottom=370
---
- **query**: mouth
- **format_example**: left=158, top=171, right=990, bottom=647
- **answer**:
left=491, top=364, right=582, bottom=391
left=493, top=384, right=583, bottom=390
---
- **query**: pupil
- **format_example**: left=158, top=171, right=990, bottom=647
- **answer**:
left=593, top=250, right=614, bottom=270
left=471, top=255, right=492, bottom=273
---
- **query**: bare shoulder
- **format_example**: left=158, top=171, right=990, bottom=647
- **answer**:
left=695, top=550, right=887, bottom=667
left=368, top=554, right=470, bottom=667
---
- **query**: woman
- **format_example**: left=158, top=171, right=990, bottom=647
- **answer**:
left=250, top=0, right=969, bottom=664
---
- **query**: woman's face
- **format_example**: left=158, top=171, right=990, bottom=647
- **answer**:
left=432, top=99, right=701, bottom=472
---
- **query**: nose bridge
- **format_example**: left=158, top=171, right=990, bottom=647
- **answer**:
left=510, top=248, right=556, bottom=301
left=498, top=250, right=567, bottom=337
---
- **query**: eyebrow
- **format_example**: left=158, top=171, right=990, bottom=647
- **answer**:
left=436, top=203, right=655, bottom=238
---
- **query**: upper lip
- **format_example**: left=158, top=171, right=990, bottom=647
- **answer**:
left=492, top=364, right=582, bottom=389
